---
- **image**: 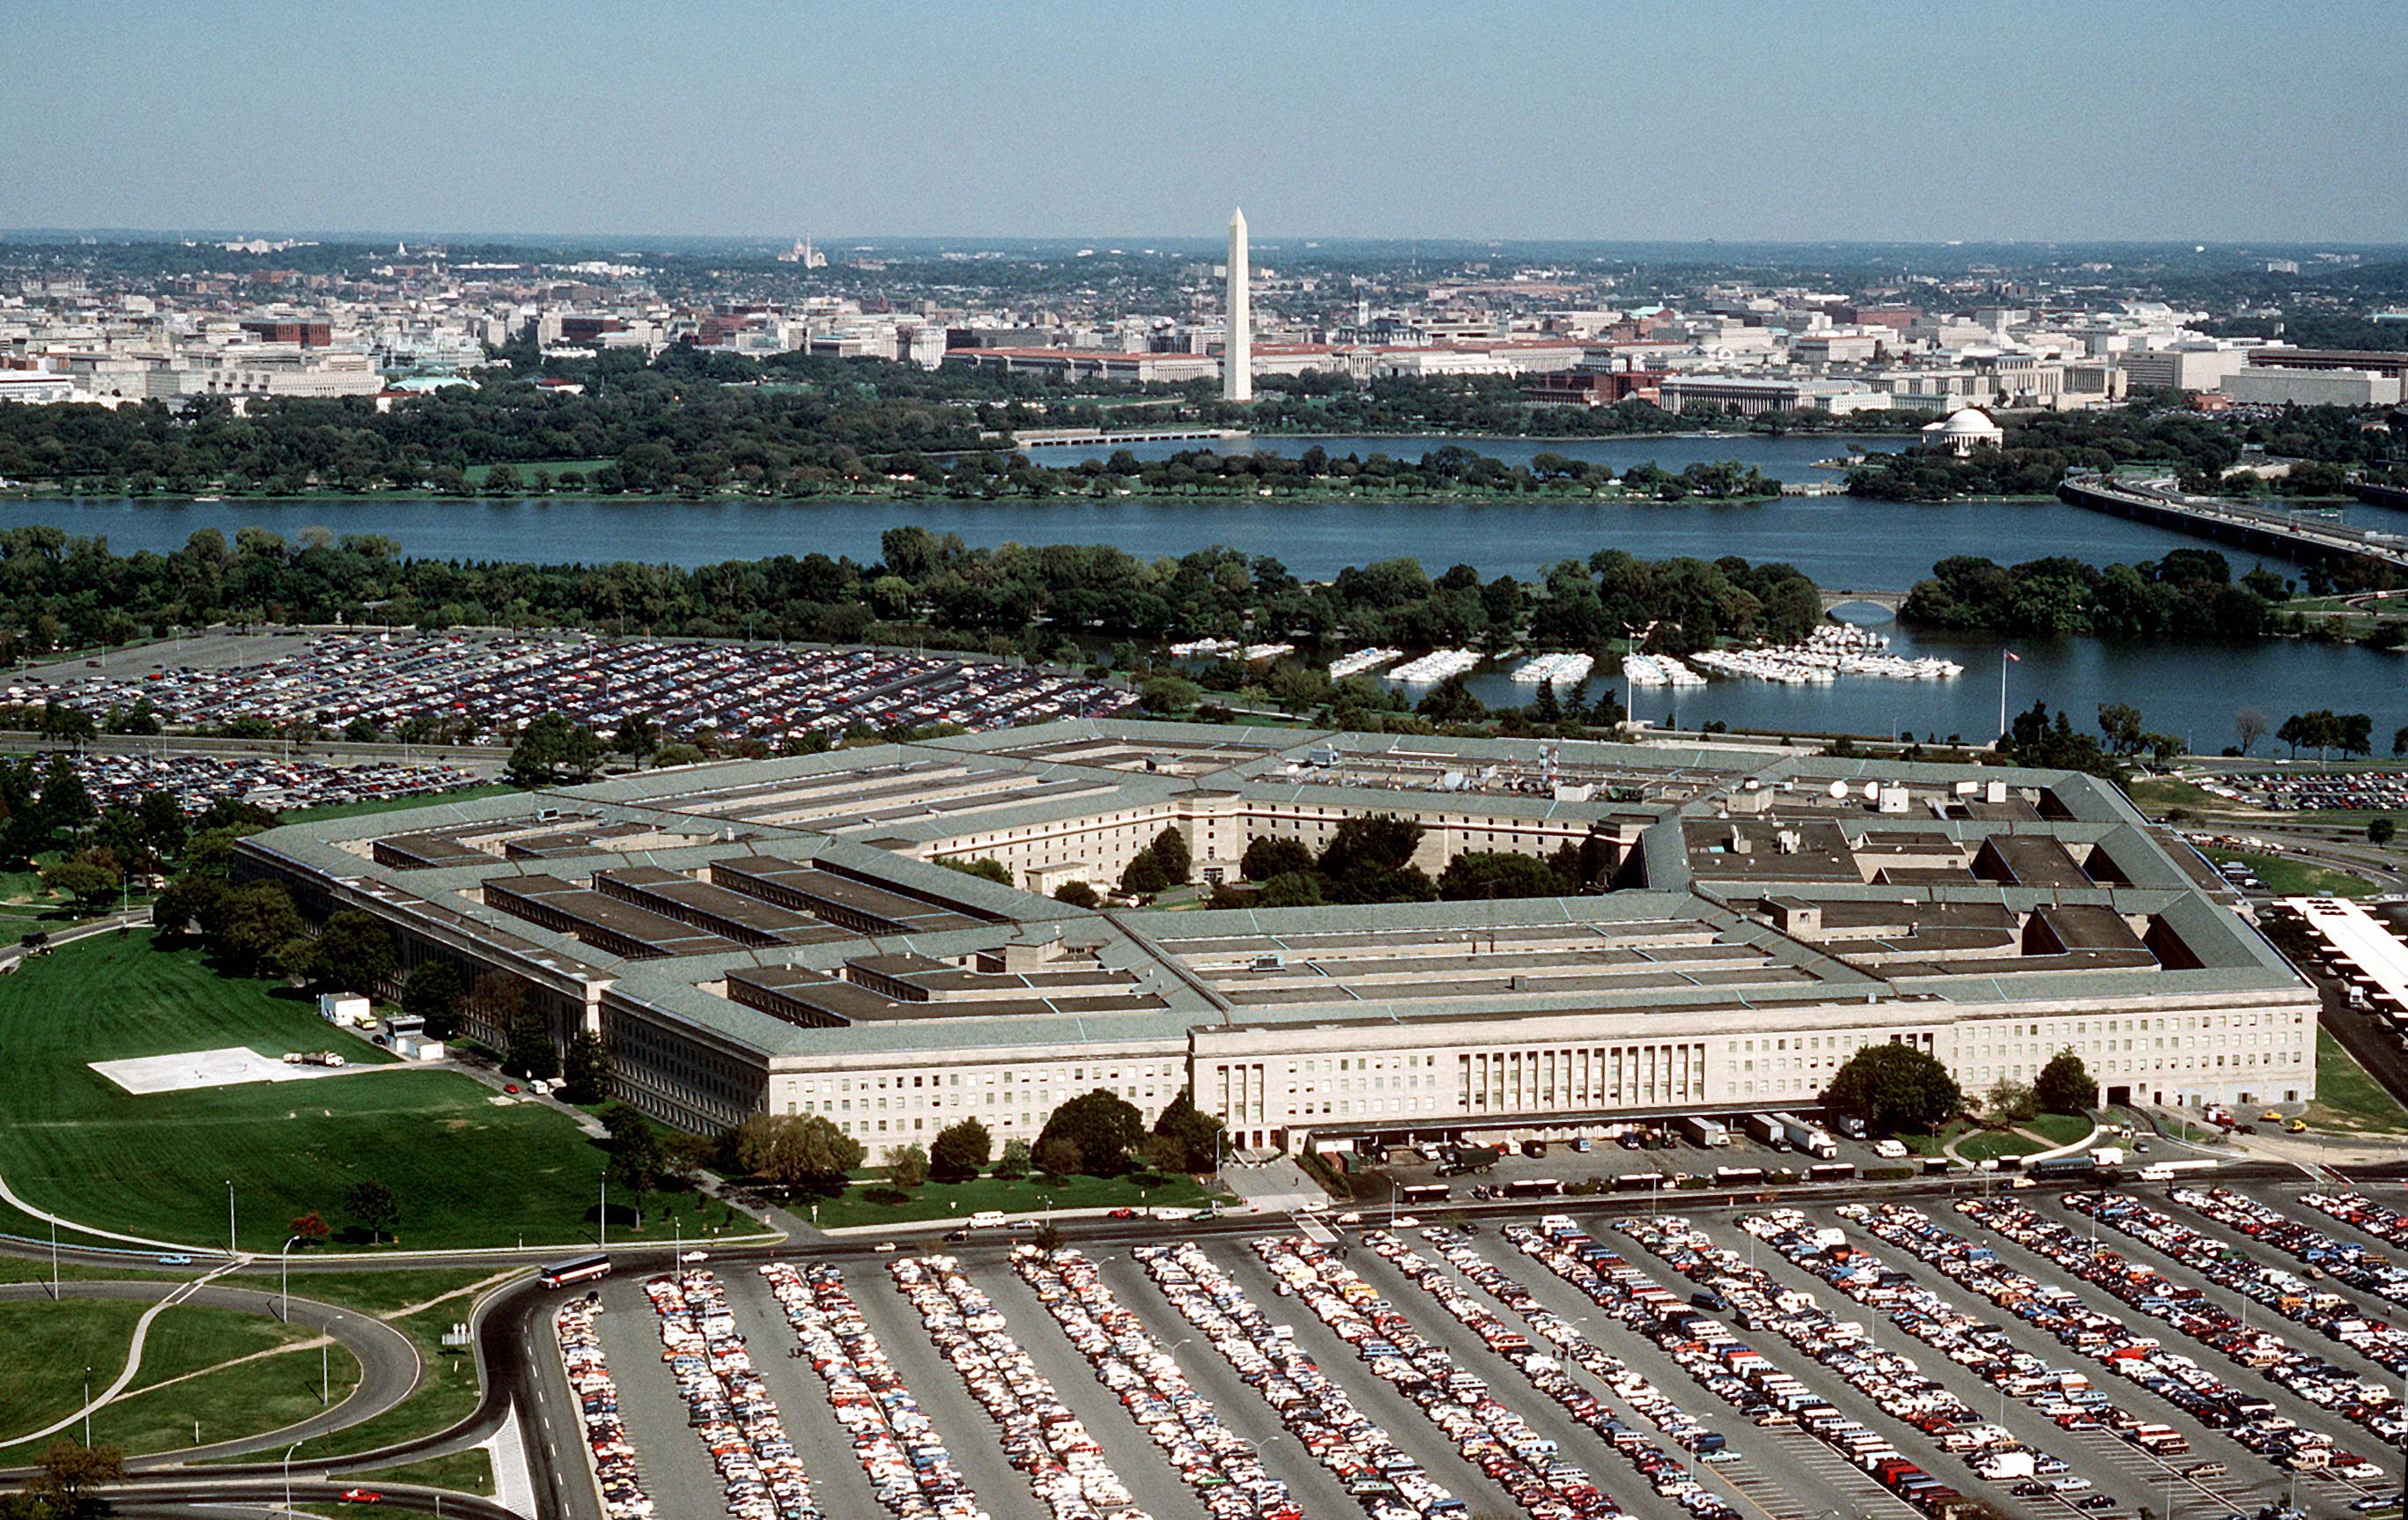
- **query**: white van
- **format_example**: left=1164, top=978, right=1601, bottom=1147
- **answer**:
left=968, top=1210, right=1008, bottom=1229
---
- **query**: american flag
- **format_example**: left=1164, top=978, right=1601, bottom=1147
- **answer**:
left=2004, top=651, right=2020, bottom=662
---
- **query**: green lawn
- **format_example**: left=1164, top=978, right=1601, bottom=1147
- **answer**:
left=805, top=1171, right=1211, bottom=1231
left=0, top=933, right=686, bottom=1251
left=0, top=1300, right=342, bottom=1455
left=349, top=1449, right=495, bottom=1495
left=278, top=782, right=519, bottom=824
left=2205, top=850, right=2378, bottom=899
left=1956, top=1129, right=2047, bottom=1163
left=461, top=459, right=616, bottom=487
left=298, top=1298, right=484, bottom=1459
left=2027, top=1111, right=2098, bottom=1146
left=2309, top=1027, right=2408, bottom=1136
left=2124, top=777, right=2230, bottom=816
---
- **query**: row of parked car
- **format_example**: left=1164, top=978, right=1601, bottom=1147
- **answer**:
left=1134, top=1240, right=1466, bottom=1520
left=66, top=632, right=1135, bottom=743
left=2206, top=771, right=2408, bottom=815
left=1503, top=1217, right=1979, bottom=1520
left=2173, top=1187, right=2408, bottom=1365
left=758, top=1261, right=989, bottom=1520
left=70, top=751, right=473, bottom=814
left=1014, top=1246, right=1299, bottom=1520
left=1365, top=1224, right=1742, bottom=1520
left=888, top=1253, right=1143, bottom=1519
left=644, top=1271, right=820, bottom=1520
left=1258, top=1231, right=1621, bottom=1520
left=2059, top=1190, right=2407, bottom=1461
left=554, top=1297, right=656, bottom=1520
left=1730, top=1209, right=2117, bottom=1489
left=1954, top=1193, right=2383, bottom=1475
left=2301, top=1190, right=2408, bottom=1270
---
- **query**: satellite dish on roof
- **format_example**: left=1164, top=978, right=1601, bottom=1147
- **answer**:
left=1827, top=780, right=1849, bottom=800
left=1861, top=781, right=1880, bottom=801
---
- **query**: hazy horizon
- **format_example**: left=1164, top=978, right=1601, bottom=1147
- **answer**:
left=9, top=0, right=2407, bottom=244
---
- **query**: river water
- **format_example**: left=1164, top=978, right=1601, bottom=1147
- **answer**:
left=0, top=431, right=2397, bottom=742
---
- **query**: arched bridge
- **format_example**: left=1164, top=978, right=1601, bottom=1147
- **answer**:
left=1817, top=587, right=1907, bottom=615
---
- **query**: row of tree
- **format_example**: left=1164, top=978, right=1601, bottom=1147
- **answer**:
left=1901, top=549, right=2281, bottom=640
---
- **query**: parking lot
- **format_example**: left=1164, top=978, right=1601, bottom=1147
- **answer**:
left=545, top=1179, right=2408, bottom=1520
left=27, top=631, right=1136, bottom=746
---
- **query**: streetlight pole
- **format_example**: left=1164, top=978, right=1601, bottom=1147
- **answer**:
left=225, top=1179, right=236, bottom=1258
left=50, top=1216, right=58, bottom=1300
left=279, top=1235, right=302, bottom=1323
left=284, top=1439, right=305, bottom=1511
left=82, top=1366, right=92, bottom=1448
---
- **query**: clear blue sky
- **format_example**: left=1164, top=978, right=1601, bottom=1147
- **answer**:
left=10, top=0, right=2404, bottom=244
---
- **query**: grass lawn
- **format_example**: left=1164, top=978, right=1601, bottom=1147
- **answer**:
left=804, top=1171, right=1211, bottom=1231
left=0, top=933, right=686, bottom=1252
left=2205, top=850, right=2378, bottom=899
left=0, top=1300, right=149, bottom=1445
left=350, top=1449, right=495, bottom=1495
left=0, top=1300, right=340, bottom=1455
left=2308, top=1028, right=2408, bottom=1136
left=298, top=1298, right=484, bottom=1459
left=278, top=782, right=519, bottom=825
left=1956, top=1129, right=2047, bottom=1163
left=1901, top=1122, right=1970, bottom=1158
left=2124, top=777, right=2230, bottom=816
left=2026, top=1112, right=2098, bottom=1147
left=462, top=459, right=616, bottom=486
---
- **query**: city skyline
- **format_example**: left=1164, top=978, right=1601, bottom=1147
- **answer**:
left=8, top=1, right=2408, bottom=244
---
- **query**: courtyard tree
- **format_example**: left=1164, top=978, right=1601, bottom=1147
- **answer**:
left=929, top=1118, right=992, bottom=1183
left=1822, top=1043, right=1962, bottom=1138
left=2035, top=1048, right=2099, bottom=1115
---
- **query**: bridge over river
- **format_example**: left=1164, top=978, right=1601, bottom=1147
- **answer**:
left=2061, top=472, right=2408, bottom=575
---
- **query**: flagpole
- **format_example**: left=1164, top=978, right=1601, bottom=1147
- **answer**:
left=1998, top=649, right=2009, bottom=741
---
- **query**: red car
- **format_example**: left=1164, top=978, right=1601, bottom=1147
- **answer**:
left=1107, top=1207, right=1137, bottom=1219
left=339, top=1491, right=383, bottom=1505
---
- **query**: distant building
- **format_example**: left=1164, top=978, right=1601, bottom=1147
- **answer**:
left=239, top=319, right=332, bottom=347
left=1223, top=208, right=1252, bottom=402
left=2116, top=347, right=2250, bottom=393
left=1922, top=407, right=2004, bottom=455
left=1521, top=369, right=1666, bottom=407
left=0, top=372, right=76, bottom=404
left=2224, top=366, right=2404, bottom=408
left=1658, top=374, right=1890, bottom=416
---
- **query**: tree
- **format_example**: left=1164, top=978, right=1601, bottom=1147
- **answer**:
left=292, top=1210, right=330, bottom=1246
left=1241, top=835, right=1314, bottom=882
left=1821, top=1043, right=1962, bottom=1137
left=211, top=881, right=304, bottom=975
left=27, top=1440, right=123, bottom=1515
left=151, top=874, right=226, bottom=941
left=1150, top=1087, right=1225, bottom=1172
left=2234, top=707, right=2270, bottom=756
left=1034, top=1135, right=1082, bottom=1178
left=930, top=1118, right=992, bottom=1183
left=402, top=960, right=468, bottom=1041
left=886, top=1142, right=930, bottom=1190
left=2371, top=817, right=2397, bottom=847
left=39, top=859, right=119, bottom=911
left=941, top=856, right=1013, bottom=886
left=1437, top=851, right=1573, bottom=901
left=2034, top=1048, right=2099, bottom=1115
left=504, top=1007, right=560, bottom=1081
left=600, top=1103, right=664, bottom=1222
left=507, top=710, right=607, bottom=786
left=1254, top=870, right=1324, bottom=907
left=1119, top=850, right=1170, bottom=898
left=1983, top=1077, right=2038, bottom=1124
left=2394, top=724, right=2408, bottom=758
left=993, top=1137, right=1032, bottom=1180
left=343, top=1179, right=400, bottom=1244
left=306, top=909, right=395, bottom=995
left=1035, top=1088, right=1146, bottom=1177
left=1147, top=825, right=1191, bottom=885
left=734, top=1113, right=864, bottom=1193
left=1415, top=672, right=1486, bottom=723
left=1052, top=880, right=1101, bottom=909
left=2096, top=702, right=2144, bottom=756
left=561, top=1030, right=612, bottom=1104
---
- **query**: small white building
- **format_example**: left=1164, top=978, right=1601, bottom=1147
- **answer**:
left=317, top=992, right=372, bottom=1026
left=1923, top=407, right=2005, bottom=455
left=392, top=1032, right=447, bottom=1062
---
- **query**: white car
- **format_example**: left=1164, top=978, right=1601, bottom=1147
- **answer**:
left=676, top=1250, right=709, bottom=1263
left=1335, top=1211, right=1363, bottom=1225
left=1872, top=1139, right=1910, bottom=1159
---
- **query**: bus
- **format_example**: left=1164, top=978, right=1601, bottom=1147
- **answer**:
left=1501, top=1177, right=1562, bottom=1199
left=1806, top=1162, right=1858, bottom=1184
left=1614, top=1171, right=1669, bottom=1192
left=1399, top=1184, right=1451, bottom=1205
left=1711, top=1166, right=1767, bottom=1188
left=537, top=1253, right=612, bottom=1290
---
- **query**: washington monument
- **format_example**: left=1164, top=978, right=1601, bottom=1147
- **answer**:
left=1223, top=206, right=1252, bottom=402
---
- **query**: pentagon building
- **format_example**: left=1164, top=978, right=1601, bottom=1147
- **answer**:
left=233, top=721, right=2316, bottom=1151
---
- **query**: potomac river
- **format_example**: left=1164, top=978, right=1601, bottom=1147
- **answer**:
left=1, top=432, right=2398, bottom=742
